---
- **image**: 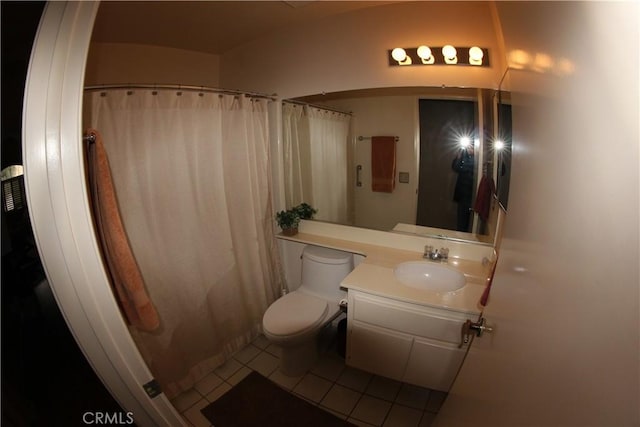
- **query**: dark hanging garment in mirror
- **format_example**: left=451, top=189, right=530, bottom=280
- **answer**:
left=452, top=147, right=475, bottom=231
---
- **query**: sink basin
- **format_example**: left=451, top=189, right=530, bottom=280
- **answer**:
left=393, top=261, right=466, bottom=292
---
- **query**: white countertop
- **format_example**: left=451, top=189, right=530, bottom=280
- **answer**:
left=277, top=232, right=489, bottom=315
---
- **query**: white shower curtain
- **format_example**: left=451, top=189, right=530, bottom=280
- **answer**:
left=87, top=89, right=283, bottom=398
left=282, top=102, right=351, bottom=224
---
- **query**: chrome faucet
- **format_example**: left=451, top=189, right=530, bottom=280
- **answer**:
left=423, top=245, right=449, bottom=262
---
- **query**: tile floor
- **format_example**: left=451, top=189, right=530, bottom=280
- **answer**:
left=172, top=327, right=447, bottom=427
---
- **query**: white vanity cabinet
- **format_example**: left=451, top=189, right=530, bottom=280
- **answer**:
left=346, top=290, right=478, bottom=392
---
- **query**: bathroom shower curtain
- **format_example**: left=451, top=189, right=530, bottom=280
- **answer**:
left=86, top=89, right=282, bottom=398
left=282, top=102, right=351, bottom=224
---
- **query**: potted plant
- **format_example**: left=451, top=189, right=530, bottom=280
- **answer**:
left=293, top=202, right=317, bottom=220
left=276, top=209, right=301, bottom=236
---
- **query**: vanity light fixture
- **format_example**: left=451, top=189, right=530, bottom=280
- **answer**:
left=442, top=45, right=458, bottom=64
left=388, top=45, right=489, bottom=67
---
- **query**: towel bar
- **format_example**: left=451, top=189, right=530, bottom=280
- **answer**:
left=358, top=135, right=399, bottom=142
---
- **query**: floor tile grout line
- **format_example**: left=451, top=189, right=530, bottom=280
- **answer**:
left=343, top=370, right=376, bottom=423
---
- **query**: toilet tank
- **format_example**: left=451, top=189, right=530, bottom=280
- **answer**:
left=300, top=246, right=353, bottom=301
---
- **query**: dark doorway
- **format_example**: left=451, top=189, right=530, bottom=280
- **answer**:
left=416, top=99, right=477, bottom=232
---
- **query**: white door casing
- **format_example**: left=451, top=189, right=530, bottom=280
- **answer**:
left=22, top=2, right=185, bottom=425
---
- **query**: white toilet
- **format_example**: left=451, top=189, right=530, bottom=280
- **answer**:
left=262, top=245, right=353, bottom=376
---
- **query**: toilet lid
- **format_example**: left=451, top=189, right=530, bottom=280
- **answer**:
left=263, top=292, right=328, bottom=337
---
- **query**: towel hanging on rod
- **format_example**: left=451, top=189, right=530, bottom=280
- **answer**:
left=85, top=129, right=160, bottom=332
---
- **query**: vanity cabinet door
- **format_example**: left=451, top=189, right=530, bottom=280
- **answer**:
left=347, top=320, right=413, bottom=382
left=403, top=336, right=467, bottom=392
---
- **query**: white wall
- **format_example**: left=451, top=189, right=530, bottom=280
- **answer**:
left=85, top=42, right=221, bottom=87
left=221, top=1, right=505, bottom=98
left=437, top=2, right=639, bottom=425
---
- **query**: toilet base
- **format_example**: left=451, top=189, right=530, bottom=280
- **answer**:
left=277, top=338, right=318, bottom=377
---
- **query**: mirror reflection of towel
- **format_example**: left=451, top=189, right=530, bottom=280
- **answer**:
left=371, top=136, right=396, bottom=193
left=474, top=175, right=495, bottom=221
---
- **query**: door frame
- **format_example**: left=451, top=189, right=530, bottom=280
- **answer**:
left=414, top=90, right=485, bottom=233
left=22, top=2, right=185, bottom=425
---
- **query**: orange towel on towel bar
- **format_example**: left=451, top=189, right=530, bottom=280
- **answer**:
left=371, top=136, right=396, bottom=193
left=86, top=128, right=160, bottom=332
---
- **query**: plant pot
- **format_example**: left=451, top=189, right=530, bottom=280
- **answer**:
left=281, top=227, right=298, bottom=236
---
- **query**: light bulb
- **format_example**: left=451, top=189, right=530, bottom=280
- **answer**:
left=442, top=45, right=456, bottom=59
left=494, top=140, right=505, bottom=151
left=442, top=45, right=457, bottom=64
left=417, top=45, right=434, bottom=65
left=417, top=45, right=431, bottom=59
left=469, top=46, right=484, bottom=65
left=460, top=136, right=471, bottom=148
left=392, top=48, right=407, bottom=62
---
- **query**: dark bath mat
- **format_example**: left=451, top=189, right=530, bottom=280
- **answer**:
left=201, top=371, right=356, bottom=427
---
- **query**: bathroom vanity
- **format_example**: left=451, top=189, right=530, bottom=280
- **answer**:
left=340, top=254, right=485, bottom=392
left=345, top=290, right=478, bottom=391
left=276, top=220, right=493, bottom=392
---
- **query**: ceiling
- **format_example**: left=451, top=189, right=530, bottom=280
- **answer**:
left=91, top=1, right=399, bottom=55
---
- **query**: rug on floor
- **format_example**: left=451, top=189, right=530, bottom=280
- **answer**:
left=201, top=371, right=356, bottom=427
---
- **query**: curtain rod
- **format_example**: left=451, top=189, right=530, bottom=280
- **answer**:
left=283, top=99, right=352, bottom=116
left=83, top=84, right=278, bottom=101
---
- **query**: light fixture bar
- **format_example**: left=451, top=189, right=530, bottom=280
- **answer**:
left=388, top=46, right=489, bottom=67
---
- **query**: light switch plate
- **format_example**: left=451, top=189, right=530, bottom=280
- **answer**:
left=399, top=172, right=410, bottom=183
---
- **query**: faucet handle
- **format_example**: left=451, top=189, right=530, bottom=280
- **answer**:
left=440, top=247, right=449, bottom=260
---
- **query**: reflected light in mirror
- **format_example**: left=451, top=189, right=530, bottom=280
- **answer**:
left=556, top=58, right=576, bottom=76
left=508, top=49, right=531, bottom=69
left=533, top=52, right=554, bottom=72
left=508, top=49, right=575, bottom=76
left=459, top=136, right=472, bottom=148
left=494, top=140, right=505, bottom=151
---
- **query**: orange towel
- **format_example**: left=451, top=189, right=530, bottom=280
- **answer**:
left=371, top=136, right=396, bottom=193
left=86, top=129, right=160, bottom=332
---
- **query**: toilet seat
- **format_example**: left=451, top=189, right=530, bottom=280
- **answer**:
left=263, top=291, right=328, bottom=338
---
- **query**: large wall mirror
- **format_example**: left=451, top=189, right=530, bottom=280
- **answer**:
left=283, top=86, right=512, bottom=245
